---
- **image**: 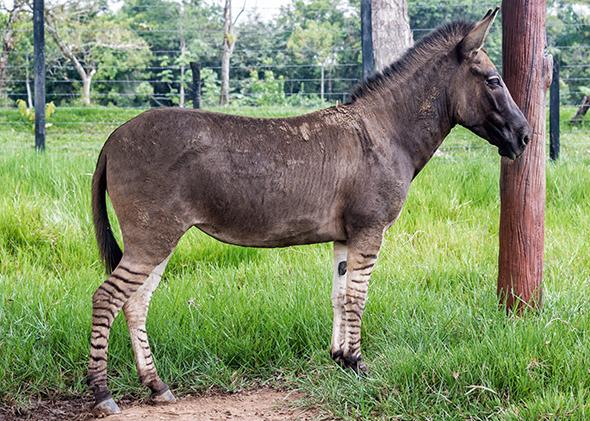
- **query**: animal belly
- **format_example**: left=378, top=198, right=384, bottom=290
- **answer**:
left=186, top=151, right=346, bottom=247
left=195, top=215, right=343, bottom=248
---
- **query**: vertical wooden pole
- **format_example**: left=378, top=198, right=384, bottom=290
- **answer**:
left=361, top=0, right=374, bottom=80
left=498, top=0, right=549, bottom=312
left=33, top=0, right=46, bottom=151
left=550, top=57, right=560, bottom=161
left=190, top=61, right=201, bottom=109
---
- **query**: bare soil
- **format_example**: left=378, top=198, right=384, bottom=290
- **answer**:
left=1, top=389, right=325, bottom=421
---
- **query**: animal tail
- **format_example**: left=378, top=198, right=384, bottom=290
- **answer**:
left=92, top=150, right=122, bottom=274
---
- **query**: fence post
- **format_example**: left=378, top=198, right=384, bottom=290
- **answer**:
left=498, top=0, right=549, bottom=313
left=549, top=57, right=560, bottom=160
left=33, top=0, right=45, bottom=151
left=361, top=0, right=374, bottom=80
left=190, top=61, right=201, bottom=109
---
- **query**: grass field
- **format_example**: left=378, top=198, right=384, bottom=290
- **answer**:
left=1, top=105, right=590, bottom=419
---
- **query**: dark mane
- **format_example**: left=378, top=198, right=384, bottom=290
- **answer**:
left=349, top=21, right=476, bottom=102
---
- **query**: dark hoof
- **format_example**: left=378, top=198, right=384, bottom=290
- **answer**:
left=152, top=388, right=176, bottom=404
left=93, top=398, right=121, bottom=416
left=331, top=350, right=369, bottom=375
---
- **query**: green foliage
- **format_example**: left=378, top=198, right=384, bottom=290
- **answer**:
left=546, top=1, right=590, bottom=104
left=199, top=68, right=221, bottom=107
left=1, top=1, right=589, bottom=106
left=286, top=89, right=330, bottom=108
left=16, top=100, right=57, bottom=130
left=288, top=21, right=339, bottom=66
left=238, top=70, right=287, bottom=106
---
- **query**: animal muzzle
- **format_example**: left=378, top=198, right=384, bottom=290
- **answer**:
left=500, top=124, right=532, bottom=160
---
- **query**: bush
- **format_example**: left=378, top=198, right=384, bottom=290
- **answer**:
left=200, top=68, right=221, bottom=107
left=16, top=99, right=57, bottom=130
left=239, top=70, right=287, bottom=107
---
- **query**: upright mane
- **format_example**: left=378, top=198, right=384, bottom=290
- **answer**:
left=349, top=21, right=476, bottom=102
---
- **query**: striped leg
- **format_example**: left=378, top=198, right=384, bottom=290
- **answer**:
left=330, top=241, right=348, bottom=359
left=123, top=256, right=174, bottom=403
left=88, top=258, right=158, bottom=415
left=339, top=235, right=382, bottom=373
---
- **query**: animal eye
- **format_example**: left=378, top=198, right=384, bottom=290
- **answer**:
left=486, top=77, right=501, bottom=87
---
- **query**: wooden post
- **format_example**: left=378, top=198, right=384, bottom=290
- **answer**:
left=498, top=0, right=549, bottom=312
left=361, top=0, right=374, bottom=80
left=549, top=57, right=560, bottom=160
left=190, top=61, right=201, bottom=109
left=33, top=0, right=45, bottom=151
left=570, top=96, right=590, bottom=125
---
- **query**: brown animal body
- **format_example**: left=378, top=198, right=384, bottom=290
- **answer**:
left=88, top=10, right=532, bottom=416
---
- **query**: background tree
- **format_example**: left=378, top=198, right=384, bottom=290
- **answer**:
left=219, top=0, right=245, bottom=105
left=277, top=0, right=359, bottom=101
left=371, top=0, right=413, bottom=71
left=45, top=0, right=150, bottom=105
left=122, top=0, right=220, bottom=107
left=0, top=0, right=27, bottom=99
left=0, top=0, right=588, bottom=108
left=288, top=21, right=339, bottom=101
left=546, top=0, right=590, bottom=105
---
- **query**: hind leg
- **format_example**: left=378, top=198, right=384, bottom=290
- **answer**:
left=123, top=255, right=175, bottom=403
left=88, top=247, right=176, bottom=416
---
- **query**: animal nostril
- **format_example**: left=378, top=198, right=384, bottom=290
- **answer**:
left=520, top=135, right=530, bottom=147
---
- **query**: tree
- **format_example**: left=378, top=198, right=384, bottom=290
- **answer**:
left=0, top=0, right=27, bottom=98
left=219, top=0, right=245, bottom=105
left=45, top=1, right=150, bottom=105
left=121, top=0, right=221, bottom=107
left=371, top=0, right=412, bottom=71
left=276, top=0, right=359, bottom=101
left=288, top=21, right=339, bottom=101
left=546, top=0, right=590, bottom=105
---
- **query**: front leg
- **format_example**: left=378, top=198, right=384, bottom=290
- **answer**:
left=331, top=232, right=382, bottom=373
left=330, top=241, right=348, bottom=359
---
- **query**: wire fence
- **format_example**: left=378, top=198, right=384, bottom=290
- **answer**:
left=1, top=2, right=589, bottom=147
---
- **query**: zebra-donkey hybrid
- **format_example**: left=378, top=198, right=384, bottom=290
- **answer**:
left=88, top=9, right=532, bottom=415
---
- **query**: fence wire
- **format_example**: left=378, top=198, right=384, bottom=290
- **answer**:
left=0, top=2, right=589, bottom=149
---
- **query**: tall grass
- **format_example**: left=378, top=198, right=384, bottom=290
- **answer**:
left=0, top=106, right=589, bottom=418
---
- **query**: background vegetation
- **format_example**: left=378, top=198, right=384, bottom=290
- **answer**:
left=0, top=0, right=589, bottom=107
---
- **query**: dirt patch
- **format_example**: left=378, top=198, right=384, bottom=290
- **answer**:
left=1, top=389, right=324, bottom=421
left=101, top=389, right=319, bottom=421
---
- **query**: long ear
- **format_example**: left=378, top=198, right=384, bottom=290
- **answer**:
left=460, top=7, right=500, bottom=59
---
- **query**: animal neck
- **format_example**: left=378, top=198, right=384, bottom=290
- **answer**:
left=351, top=57, right=457, bottom=178
left=347, top=22, right=479, bottom=178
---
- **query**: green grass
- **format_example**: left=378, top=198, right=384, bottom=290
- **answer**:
left=0, top=105, right=589, bottom=419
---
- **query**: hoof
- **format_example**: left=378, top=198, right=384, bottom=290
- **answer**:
left=331, top=351, right=369, bottom=375
left=152, top=388, right=176, bottom=404
left=93, top=398, right=121, bottom=417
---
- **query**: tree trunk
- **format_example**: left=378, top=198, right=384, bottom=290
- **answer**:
left=179, top=35, right=186, bottom=108
left=371, top=0, right=413, bottom=72
left=178, top=4, right=186, bottom=108
left=320, top=64, right=325, bottom=101
left=25, top=60, right=33, bottom=108
left=179, top=64, right=185, bottom=108
left=46, top=13, right=96, bottom=105
left=570, top=95, right=590, bottom=125
left=81, top=73, right=94, bottom=105
left=219, top=0, right=235, bottom=106
left=498, top=0, right=550, bottom=313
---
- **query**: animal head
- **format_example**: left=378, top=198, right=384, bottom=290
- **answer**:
left=450, top=8, right=532, bottom=159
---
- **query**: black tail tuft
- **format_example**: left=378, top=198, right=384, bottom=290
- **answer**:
left=92, top=151, right=122, bottom=274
